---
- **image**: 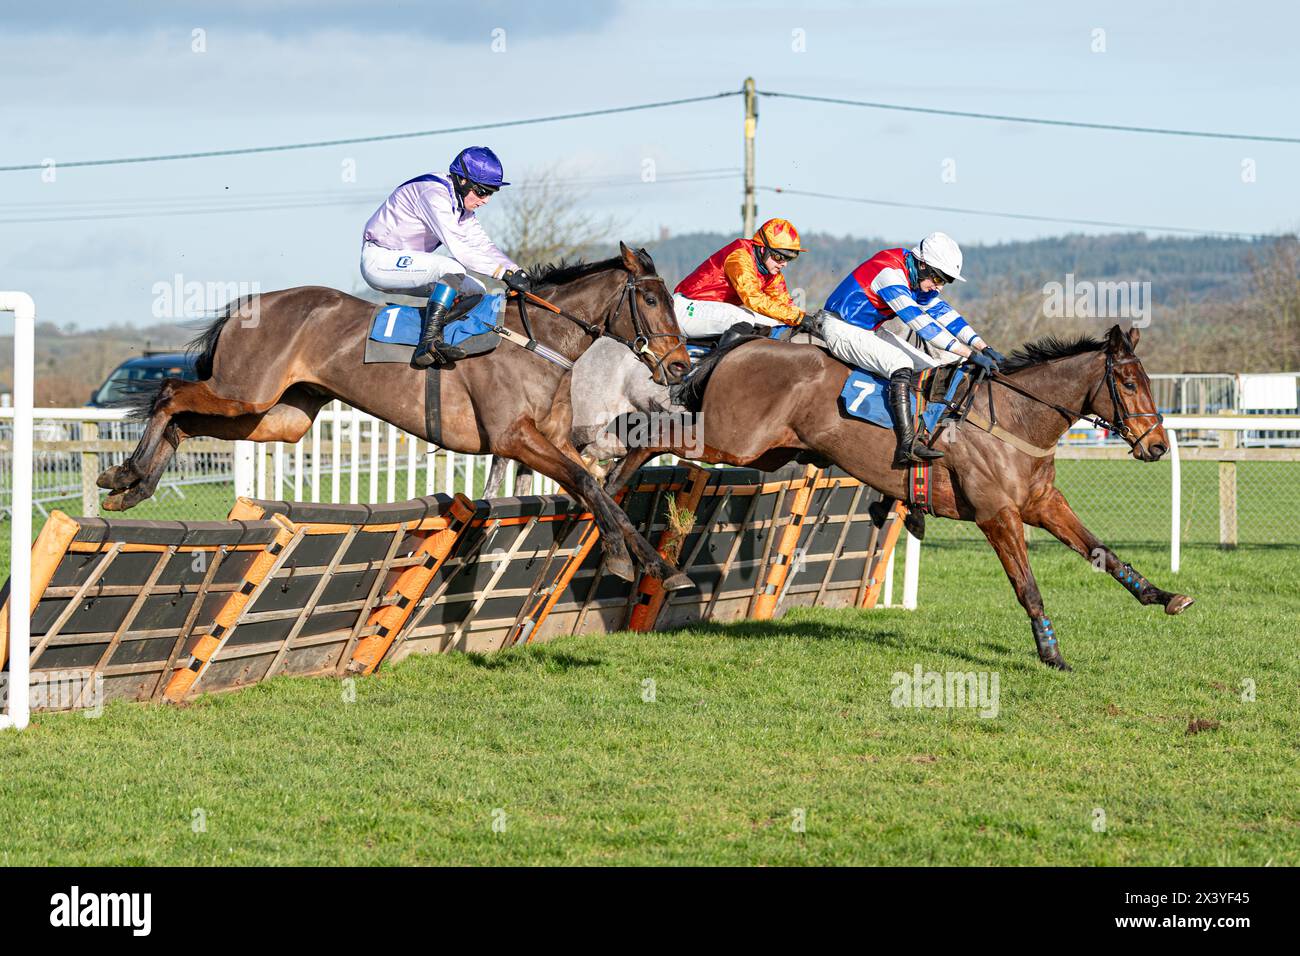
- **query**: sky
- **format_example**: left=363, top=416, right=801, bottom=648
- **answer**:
left=1, top=0, right=1297, bottom=330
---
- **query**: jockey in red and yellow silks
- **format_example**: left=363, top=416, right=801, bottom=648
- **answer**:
left=673, top=218, right=806, bottom=338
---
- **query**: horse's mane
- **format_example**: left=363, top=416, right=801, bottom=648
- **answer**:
left=528, top=248, right=655, bottom=286
left=999, top=334, right=1108, bottom=373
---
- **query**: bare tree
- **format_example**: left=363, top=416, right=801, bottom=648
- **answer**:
left=490, top=166, right=622, bottom=270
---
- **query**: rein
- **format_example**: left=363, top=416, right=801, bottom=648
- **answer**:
left=505, top=274, right=685, bottom=381
left=942, top=349, right=1164, bottom=454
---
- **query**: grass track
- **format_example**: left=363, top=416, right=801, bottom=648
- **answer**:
left=1, top=538, right=1295, bottom=866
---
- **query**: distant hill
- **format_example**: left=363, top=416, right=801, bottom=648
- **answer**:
left=641, top=231, right=1282, bottom=304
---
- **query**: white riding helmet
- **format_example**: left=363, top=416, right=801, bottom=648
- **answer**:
left=912, top=231, right=966, bottom=282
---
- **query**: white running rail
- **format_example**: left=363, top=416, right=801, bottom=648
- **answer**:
left=1, top=292, right=35, bottom=730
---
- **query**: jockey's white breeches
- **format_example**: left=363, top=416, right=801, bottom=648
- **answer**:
left=360, top=241, right=487, bottom=296
left=821, top=317, right=959, bottom=378
left=672, top=294, right=782, bottom=338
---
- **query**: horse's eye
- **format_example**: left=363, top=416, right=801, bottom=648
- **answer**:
left=1123, top=381, right=1137, bottom=392
left=644, top=294, right=658, bottom=306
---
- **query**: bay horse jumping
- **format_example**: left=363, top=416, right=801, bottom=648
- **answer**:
left=98, top=243, right=694, bottom=588
left=600, top=324, right=1192, bottom=669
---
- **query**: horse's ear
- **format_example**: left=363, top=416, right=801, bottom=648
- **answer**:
left=1105, top=324, right=1126, bottom=351
left=619, top=241, right=646, bottom=275
left=1126, top=325, right=1141, bottom=350
left=636, top=247, right=656, bottom=273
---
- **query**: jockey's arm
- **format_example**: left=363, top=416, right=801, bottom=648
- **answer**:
left=922, top=298, right=988, bottom=359
left=722, top=248, right=805, bottom=325
left=417, top=188, right=520, bottom=280
left=872, top=275, right=964, bottom=353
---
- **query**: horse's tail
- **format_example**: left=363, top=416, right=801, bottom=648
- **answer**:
left=120, top=296, right=248, bottom=422
left=189, top=296, right=251, bottom=380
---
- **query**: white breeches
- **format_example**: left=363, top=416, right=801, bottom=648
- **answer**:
left=821, top=317, right=958, bottom=378
left=360, top=241, right=487, bottom=296
left=672, top=294, right=782, bottom=338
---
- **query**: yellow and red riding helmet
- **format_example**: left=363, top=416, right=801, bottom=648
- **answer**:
left=753, top=218, right=806, bottom=254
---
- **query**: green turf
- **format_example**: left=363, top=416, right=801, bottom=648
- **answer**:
left=1, top=536, right=1295, bottom=866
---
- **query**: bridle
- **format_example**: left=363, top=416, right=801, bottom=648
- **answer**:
left=978, top=348, right=1165, bottom=453
left=512, top=271, right=686, bottom=383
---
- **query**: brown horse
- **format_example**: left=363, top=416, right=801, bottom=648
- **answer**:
left=98, top=243, right=694, bottom=588
left=602, top=324, right=1192, bottom=669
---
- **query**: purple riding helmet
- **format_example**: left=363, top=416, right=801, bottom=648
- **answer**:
left=449, top=146, right=510, bottom=188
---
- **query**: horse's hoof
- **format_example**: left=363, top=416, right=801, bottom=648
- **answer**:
left=96, top=465, right=134, bottom=491
left=662, top=572, right=695, bottom=592
left=101, top=492, right=127, bottom=512
left=1165, top=594, right=1194, bottom=615
left=606, top=554, right=636, bottom=582
left=1038, top=652, right=1072, bottom=671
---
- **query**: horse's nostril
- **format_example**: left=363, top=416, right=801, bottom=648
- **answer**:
left=1151, top=443, right=1167, bottom=457
left=669, top=361, right=689, bottom=379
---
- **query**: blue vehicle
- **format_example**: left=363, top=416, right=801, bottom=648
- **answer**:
left=87, top=351, right=199, bottom=408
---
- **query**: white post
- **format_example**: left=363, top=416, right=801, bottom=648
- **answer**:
left=349, top=405, right=361, bottom=504
left=233, top=441, right=256, bottom=499
left=386, top=424, right=397, bottom=502
left=405, top=434, right=416, bottom=500
left=368, top=417, right=380, bottom=504
left=330, top=401, right=342, bottom=503
left=310, top=417, right=321, bottom=503
left=1169, top=427, right=1181, bottom=573
left=902, top=532, right=921, bottom=611
left=1, top=292, right=35, bottom=730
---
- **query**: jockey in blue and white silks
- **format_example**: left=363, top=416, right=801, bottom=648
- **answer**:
left=816, top=232, right=1007, bottom=466
left=361, top=145, right=531, bottom=367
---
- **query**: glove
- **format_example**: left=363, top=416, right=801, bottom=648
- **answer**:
left=502, top=269, right=532, bottom=293
left=968, top=350, right=996, bottom=373
left=801, top=308, right=832, bottom=335
left=982, top=346, right=1007, bottom=369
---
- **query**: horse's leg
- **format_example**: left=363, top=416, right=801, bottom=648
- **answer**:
left=99, top=378, right=277, bottom=499
left=1024, top=487, right=1193, bottom=615
left=103, top=392, right=326, bottom=510
left=483, top=456, right=507, bottom=499
left=603, top=446, right=655, bottom=497
left=978, top=505, right=1071, bottom=670
left=502, top=421, right=689, bottom=588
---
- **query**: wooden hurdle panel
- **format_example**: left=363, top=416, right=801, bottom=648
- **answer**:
left=385, top=493, right=604, bottom=660
left=158, top=495, right=476, bottom=697
left=651, top=466, right=800, bottom=630
left=0, top=510, right=283, bottom=711
left=526, top=465, right=697, bottom=640
left=761, top=469, right=895, bottom=614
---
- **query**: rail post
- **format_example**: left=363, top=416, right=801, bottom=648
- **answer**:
left=1, top=292, right=35, bottom=730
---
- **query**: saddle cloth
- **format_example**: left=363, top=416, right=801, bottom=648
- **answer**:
left=364, top=294, right=505, bottom=364
left=839, top=365, right=966, bottom=434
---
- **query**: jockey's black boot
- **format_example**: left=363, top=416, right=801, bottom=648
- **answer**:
left=889, top=368, right=944, bottom=468
left=413, top=284, right=465, bottom=368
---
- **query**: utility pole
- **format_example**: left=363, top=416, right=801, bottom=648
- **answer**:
left=742, top=76, right=757, bottom=236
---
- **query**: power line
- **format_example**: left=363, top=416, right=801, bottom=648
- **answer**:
left=0, top=91, right=742, bottom=173
left=0, top=171, right=738, bottom=225
left=758, top=185, right=1288, bottom=241
left=759, top=90, right=1300, bottom=144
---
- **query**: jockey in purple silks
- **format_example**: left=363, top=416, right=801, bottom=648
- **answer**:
left=361, top=146, right=532, bottom=367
